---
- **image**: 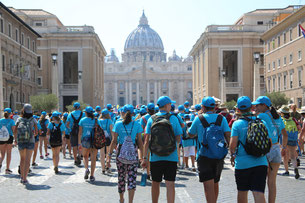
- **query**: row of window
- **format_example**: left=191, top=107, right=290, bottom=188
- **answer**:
left=117, top=81, right=192, bottom=90
left=0, top=17, right=36, bottom=52
left=267, top=23, right=303, bottom=52
left=3, top=88, right=30, bottom=103
left=267, top=69, right=303, bottom=92
left=267, top=50, right=302, bottom=71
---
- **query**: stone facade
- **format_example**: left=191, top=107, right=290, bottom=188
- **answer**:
left=104, top=12, right=193, bottom=106
left=11, top=8, right=107, bottom=111
left=190, top=6, right=297, bottom=104
left=0, top=3, right=40, bottom=111
left=262, top=5, right=305, bottom=108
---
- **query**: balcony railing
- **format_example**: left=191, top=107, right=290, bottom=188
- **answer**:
left=60, top=84, right=78, bottom=89
left=225, top=82, right=241, bottom=87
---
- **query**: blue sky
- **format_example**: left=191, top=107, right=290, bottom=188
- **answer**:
left=3, top=0, right=304, bottom=59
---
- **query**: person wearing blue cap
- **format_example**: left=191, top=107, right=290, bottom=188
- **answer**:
left=178, top=105, right=185, bottom=119
left=95, top=106, right=102, bottom=118
left=98, top=108, right=114, bottom=174
left=253, top=96, right=288, bottom=202
left=46, top=111, right=66, bottom=174
left=79, top=106, right=99, bottom=182
left=62, top=113, right=72, bottom=159
left=188, top=96, right=231, bottom=203
left=155, top=106, right=159, bottom=113
left=229, top=96, right=271, bottom=202
left=38, top=111, right=50, bottom=159
left=190, top=104, right=202, bottom=121
left=107, top=104, right=144, bottom=203
left=106, top=104, right=116, bottom=122
left=66, top=102, right=85, bottom=166
left=141, top=96, right=183, bottom=203
left=181, top=114, right=196, bottom=171
left=31, top=115, right=42, bottom=167
left=0, top=108, right=16, bottom=174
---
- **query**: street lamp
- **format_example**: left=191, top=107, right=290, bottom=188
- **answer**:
left=253, top=52, right=261, bottom=100
left=78, top=70, right=82, bottom=80
left=253, top=52, right=260, bottom=64
left=51, top=53, right=58, bottom=65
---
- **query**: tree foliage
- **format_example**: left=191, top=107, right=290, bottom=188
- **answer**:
left=225, top=100, right=237, bottom=110
left=265, top=91, right=289, bottom=109
left=30, top=94, right=58, bottom=112
left=65, top=100, right=88, bottom=112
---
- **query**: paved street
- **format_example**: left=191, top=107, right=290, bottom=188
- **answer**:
left=0, top=148, right=305, bottom=203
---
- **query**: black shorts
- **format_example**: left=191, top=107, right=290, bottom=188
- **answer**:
left=65, top=134, right=70, bottom=139
left=197, top=156, right=224, bottom=183
left=51, top=143, right=62, bottom=148
left=0, top=136, right=14, bottom=145
left=150, top=161, right=177, bottom=182
left=70, top=134, right=78, bottom=147
left=235, top=165, right=267, bottom=193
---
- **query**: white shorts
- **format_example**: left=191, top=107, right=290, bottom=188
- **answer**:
left=183, top=146, right=195, bottom=157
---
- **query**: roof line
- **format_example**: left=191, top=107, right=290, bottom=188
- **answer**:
left=0, top=3, right=41, bottom=37
left=9, top=8, right=55, bottom=16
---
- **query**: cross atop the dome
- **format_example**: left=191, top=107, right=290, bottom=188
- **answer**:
left=139, top=10, right=148, bottom=26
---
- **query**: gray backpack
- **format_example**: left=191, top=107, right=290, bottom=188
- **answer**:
left=17, top=118, right=34, bottom=143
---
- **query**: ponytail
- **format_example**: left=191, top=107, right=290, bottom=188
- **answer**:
left=123, top=111, right=132, bottom=125
left=270, top=106, right=280, bottom=119
left=4, top=112, right=9, bottom=119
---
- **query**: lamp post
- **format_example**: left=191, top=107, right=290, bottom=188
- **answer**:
left=253, top=52, right=260, bottom=100
left=221, top=69, right=226, bottom=102
left=78, top=70, right=83, bottom=102
left=51, top=53, right=59, bottom=110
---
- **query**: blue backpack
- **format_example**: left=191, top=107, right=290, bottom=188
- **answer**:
left=198, top=115, right=228, bottom=159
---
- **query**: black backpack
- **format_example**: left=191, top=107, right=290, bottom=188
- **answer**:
left=238, top=117, right=271, bottom=157
left=149, top=114, right=176, bottom=156
left=40, top=118, right=48, bottom=136
left=71, top=112, right=83, bottom=137
left=50, top=122, right=62, bottom=145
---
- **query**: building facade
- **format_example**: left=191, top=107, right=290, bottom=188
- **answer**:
left=190, top=6, right=297, bottom=104
left=262, top=5, right=305, bottom=108
left=104, top=12, right=193, bottom=106
left=11, top=8, right=107, bottom=111
left=0, top=3, right=40, bottom=111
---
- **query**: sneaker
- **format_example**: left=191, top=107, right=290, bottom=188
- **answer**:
left=40, top=155, right=44, bottom=159
left=89, top=176, right=95, bottom=182
left=54, top=167, right=59, bottom=174
left=84, top=169, right=90, bottom=180
left=5, top=169, right=12, bottom=174
left=29, top=169, right=32, bottom=174
left=147, top=174, right=151, bottom=180
left=102, top=170, right=106, bottom=175
left=192, top=167, right=196, bottom=172
left=295, top=168, right=300, bottom=179
left=282, top=171, right=289, bottom=176
left=32, top=162, right=38, bottom=167
left=45, top=153, right=49, bottom=157
left=22, top=179, right=29, bottom=185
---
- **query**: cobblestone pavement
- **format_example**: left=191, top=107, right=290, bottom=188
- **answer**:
left=0, top=148, right=304, bottom=202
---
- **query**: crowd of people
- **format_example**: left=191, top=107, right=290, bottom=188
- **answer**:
left=0, top=95, right=304, bottom=203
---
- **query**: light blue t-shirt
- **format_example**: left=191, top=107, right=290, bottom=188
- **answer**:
left=182, top=122, right=196, bottom=147
left=188, top=112, right=231, bottom=158
left=63, top=120, right=70, bottom=134
left=79, top=117, right=96, bottom=139
left=139, top=114, right=151, bottom=130
left=190, top=112, right=199, bottom=121
left=67, top=110, right=85, bottom=129
left=145, top=111, right=183, bottom=162
left=257, top=111, right=285, bottom=144
left=231, top=116, right=269, bottom=170
left=113, top=121, right=143, bottom=144
left=36, top=122, right=42, bottom=131
left=0, top=118, right=15, bottom=136
left=47, top=122, right=66, bottom=133
left=99, top=119, right=113, bottom=137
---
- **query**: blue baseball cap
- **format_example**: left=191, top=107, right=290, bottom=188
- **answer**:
left=52, top=111, right=60, bottom=117
left=94, top=112, right=99, bottom=117
left=195, top=104, right=201, bottom=111
left=155, top=106, right=159, bottom=111
left=85, top=106, right=94, bottom=113
left=140, top=108, right=147, bottom=115
left=102, top=109, right=109, bottom=115
left=184, top=101, right=190, bottom=106
left=123, top=104, right=134, bottom=113
left=178, top=105, right=185, bottom=111
left=63, top=113, right=68, bottom=118
left=4, top=108, right=11, bottom=113
left=33, top=115, right=38, bottom=119
left=237, top=96, right=252, bottom=110
left=184, top=114, right=190, bottom=119
left=147, top=103, right=155, bottom=110
left=171, top=104, right=175, bottom=111
left=134, top=109, right=139, bottom=115
left=95, top=106, right=101, bottom=111
left=141, top=105, right=146, bottom=109
left=252, top=96, right=271, bottom=107
left=106, top=104, right=112, bottom=110
left=202, top=96, right=215, bottom=108
left=41, top=111, right=47, bottom=115
left=157, top=96, right=175, bottom=107
left=74, top=102, right=80, bottom=108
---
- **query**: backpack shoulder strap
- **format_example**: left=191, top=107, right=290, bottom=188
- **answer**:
left=199, top=114, right=209, bottom=128
left=77, top=112, right=83, bottom=122
left=58, top=122, right=62, bottom=128
left=215, top=115, right=223, bottom=126
left=71, top=113, right=76, bottom=121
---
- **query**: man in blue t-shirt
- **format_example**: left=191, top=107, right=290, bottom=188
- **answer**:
left=229, top=96, right=270, bottom=203
left=142, top=96, right=182, bottom=203
left=188, top=96, right=230, bottom=203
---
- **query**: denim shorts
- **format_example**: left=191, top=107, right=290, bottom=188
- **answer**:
left=81, top=137, right=92, bottom=149
left=287, top=140, right=298, bottom=147
left=18, top=142, right=35, bottom=150
left=266, top=144, right=281, bottom=163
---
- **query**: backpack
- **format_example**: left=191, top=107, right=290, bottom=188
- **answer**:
left=149, top=114, right=176, bottom=157
left=92, top=119, right=106, bottom=149
left=104, top=119, right=111, bottom=146
left=117, top=122, right=138, bottom=164
left=182, top=121, right=195, bottom=140
left=40, top=118, right=48, bottom=136
left=17, top=118, right=34, bottom=143
left=71, top=112, right=83, bottom=137
left=198, top=115, right=228, bottom=159
left=284, top=118, right=298, bottom=142
left=238, top=117, right=271, bottom=157
left=49, top=122, right=62, bottom=145
left=0, top=125, right=9, bottom=141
